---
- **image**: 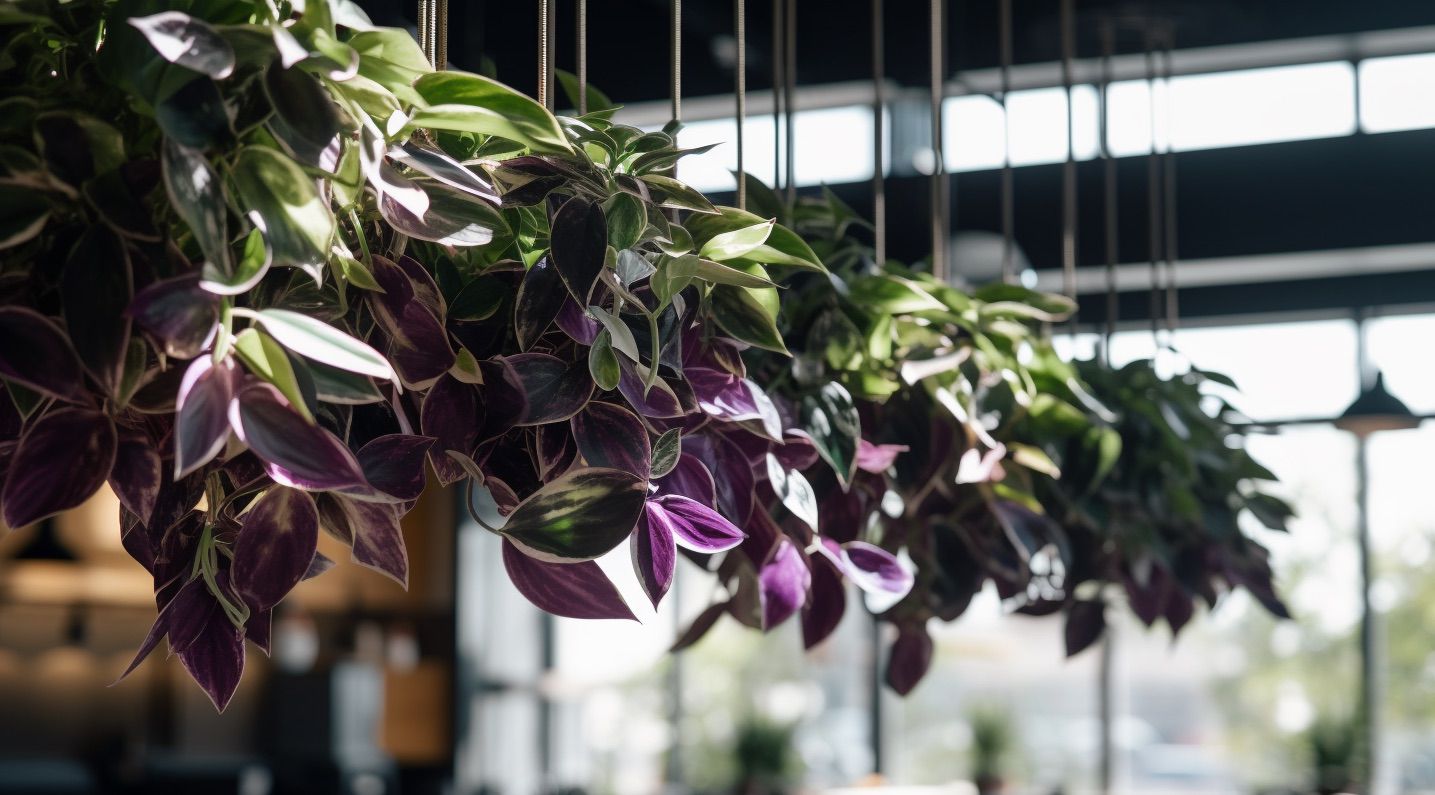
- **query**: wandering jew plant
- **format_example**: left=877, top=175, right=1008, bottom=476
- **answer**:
left=0, top=0, right=917, bottom=711
left=705, top=179, right=1291, bottom=693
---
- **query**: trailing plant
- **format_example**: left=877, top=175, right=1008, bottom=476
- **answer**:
left=0, top=0, right=914, bottom=711
left=704, top=177, right=1290, bottom=692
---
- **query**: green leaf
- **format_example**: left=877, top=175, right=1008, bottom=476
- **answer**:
left=587, top=306, right=641, bottom=361
left=765, top=454, right=819, bottom=530
left=500, top=467, right=648, bottom=561
left=848, top=274, right=945, bottom=314
left=803, top=382, right=861, bottom=487
left=234, top=328, right=315, bottom=423
left=307, top=360, right=385, bottom=405
left=638, top=174, right=718, bottom=214
left=686, top=206, right=823, bottom=271
left=411, top=72, right=573, bottom=154
left=161, top=138, right=229, bottom=276
left=710, top=285, right=788, bottom=355
left=348, top=27, right=430, bottom=101
left=1010, top=443, right=1061, bottom=478
left=253, top=308, right=395, bottom=381
left=555, top=69, right=615, bottom=113
left=604, top=192, right=644, bottom=251
left=698, top=219, right=773, bottom=261
left=230, top=145, right=335, bottom=272
left=450, top=347, right=485, bottom=384
left=650, top=428, right=681, bottom=478
left=588, top=330, right=621, bottom=391
left=652, top=254, right=776, bottom=304
left=0, top=184, right=49, bottom=250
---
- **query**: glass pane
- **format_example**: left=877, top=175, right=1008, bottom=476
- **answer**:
left=1360, top=53, right=1435, bottom=134
left=1367, top=313, right=1435, bottom=415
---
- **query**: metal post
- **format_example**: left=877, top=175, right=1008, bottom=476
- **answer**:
left=577, top=0, right=587, bottom=114
left=735, top=0, right=748, bottom=210
left=1060, top=0, right=1078, bottom=322
left=929, top=0, right=948, bottom=282
left=871, top=0, right=887, bottom=263
left=999, top=0, right=1015, bottom=283
left=773, top=0, right=785, bottom=193
left=1100, top=20, right=1119, bottom=363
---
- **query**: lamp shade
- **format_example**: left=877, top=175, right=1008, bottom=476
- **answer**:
left=1334, top=371, right=1420, bottom=436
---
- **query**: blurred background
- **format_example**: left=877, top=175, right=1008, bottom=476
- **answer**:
left=5, top=0, right=1435, bottom=793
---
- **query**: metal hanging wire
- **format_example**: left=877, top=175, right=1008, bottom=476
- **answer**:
left=783, top=0, right=797, bottom=203
left=577, top=0, right=588, bottom=115
left=1100, top=20, right=1119, bottom=365
left=929, top=0, right=948, bottom=282
left=871, top=0, right=886, bottom=264
left=1060, top=0, right=1079, bottom=326
left=999, top=0, right=1015, bottom=284
left=773, top=0, right=785, bottom=194
left=735, top=0, right=748, bottom=210
left=1145, top=27, right=1164, bottom=342
left=1161, top=25, right=1180, bottom=340
left=434, top=0, right=448, bottom=70
left=537, top=0, right=553, bottom=110
left=671, top=0, right=682, bottom=123
left=418, top=1, right=430, bottom=64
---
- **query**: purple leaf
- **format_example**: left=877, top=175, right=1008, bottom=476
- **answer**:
left=231, top=487, right=320, bottom=610
left=63, top=227, right=133, bottom=396
left=152, top=512, right=205, bottom=604
left=759, top=538, right=811, bottom=630
left=368, top=255, right=454, bottom=389
left=109, top=428, right=161, bottom=526
left=176, top=611, right=245, bottom=712
left=536, top=423, right=576, bottom=480
left=856, top=439, right=909, bottom=474
left=245, top=608, right=273, bottom=655
left=689, top=434, right=755, bottom=526
left=838, top=541, right=914, bottom=597
left=128, top=274, right=219, bottom=359
left=514, top=256, right=568, bottom=350
left=500, top=467, right=647, bottom=562
left=555, top=295, right=600, bottom=345
left=379, top=179, right=497, bottom=248
left=2, top=407, right=116, bottom=528
left=654, top=453, right=717, bottom=507
left=548, top=196, right=608, bottom=303
left=420, top=374, right=482, bottom=486
left=357, top=434, right=435, bottom=501
left=305, top=550, right=336, bottom=580
left=1064, top=600, right=1107, bottom=657
left=389, top=142, right=501, bottom=203
left=116, top=576, right=216, bottom=682
left=886, top=624, right=934, bottom=696
left=686, top=368, right=782, bottom=438
left=772, top=429, right=821, bottom=471
left=801, top=553, right=847, bottom=649
left=651, top=495, right=745, bottom=553
left=0, top=307, right=86, bottom=402
left=571, top=402, right=650, bottom=479
left=502, top=539, right=635, bottom=620
left=174, top=356, right=237, bottom=478
left=229, top=382, right=370, bottom=492
left=671, top=600, right=728, bottom=651
left=616, top=359, right=686, bottom=419
left=476, top=358, right=528, bottom=439
left=633, top=502, right=676, bottom=609
left=128, top=11, right=236, bottom=79
left=327, top=495, right=409, bottom=587
left=507, top=353, right=593, bottom=425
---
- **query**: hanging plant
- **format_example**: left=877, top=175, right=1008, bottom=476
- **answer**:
left=700, top=176, right=1291, bottom=693
left=0, top=0, right=906, bottom=711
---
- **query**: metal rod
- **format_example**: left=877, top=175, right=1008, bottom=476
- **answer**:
left=872, top=0, right=886, bottom=263
left=773, top=0, right=785, bottom=193
left=999, top=0, right=1015, bottom=284
left=1356, top=429, right=1378, bottom=795
left=418, top=0, right=431, bottom=64
left=577, top=0, right=588, bottom=114
left=784, top=0, right=797, bottom=202
left=1099, top=632, right=1115, bottom=795
left=736, top=0, right=748, bottom=210
left=545, top=0, right=556, bottom=112
left=1146, top=29, right=1163, bottom=341
left=929, top=0, right=947, bottom=282
left=434, top=0, right=448, bottom=70
left=1100, top=20, right=1119, bottom=364
left=1061, top=0, right=1078, bottom=323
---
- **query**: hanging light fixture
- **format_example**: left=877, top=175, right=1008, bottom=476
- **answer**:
left=12, top=518, right=78, bottom=564
left=1336, top=313, right=1419, bottom=437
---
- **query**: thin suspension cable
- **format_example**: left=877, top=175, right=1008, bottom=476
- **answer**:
left=1101, top=20, right=1118, bottom=366
left=773, top=0, right=785, bottom=193
left=872, top=0, right=886, bottom=264
left=784, top=0, right=796, bottom=202
left=1162, top=27, right=1180, bottom=336
left=1145, top=28, right=1163, bottom=340
left=999, top=0, right=1015, bottom=284
left=735, top=0, right=748, bottom=210
left=418, top=0, right=431, bottom=64
left=671, top=0, right=682, bottom=123
left=434, top=0, right=448, bottom=70
left=577, top=0, right=588, bottom=114
left=1060, top=0, right=1078, bottom=326
left=537, top=0, right=552, bottom=110
left=546, top=1, right=557, bottom=112
left=929, top=0, right=948, bottom=282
